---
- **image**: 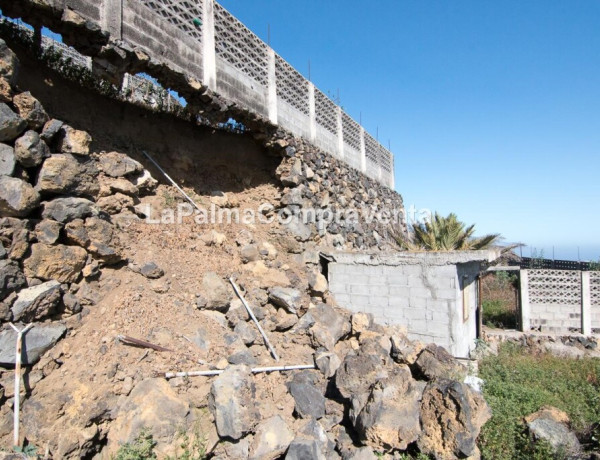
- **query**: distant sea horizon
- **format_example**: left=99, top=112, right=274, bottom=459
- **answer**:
left=512, top=245, right=600, bottom=263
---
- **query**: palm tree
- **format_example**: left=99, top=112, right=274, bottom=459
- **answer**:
left=395, top=212, right=500, bottom=251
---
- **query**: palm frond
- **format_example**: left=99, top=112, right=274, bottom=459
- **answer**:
left=393, top=212, right=501, bottom=251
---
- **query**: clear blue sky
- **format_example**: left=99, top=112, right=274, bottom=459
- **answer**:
left=219, top=0, right=600, bottom=261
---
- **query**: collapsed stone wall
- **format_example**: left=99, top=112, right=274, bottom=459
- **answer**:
left=0, top=0, right=406, bottom=245
left=0, top=39, right=490, bottom=460
left=1, top=37, right=155, bottom=342
left=1, top=18, right=405, bottom=251
left=0, top=0, right=395, bottom=187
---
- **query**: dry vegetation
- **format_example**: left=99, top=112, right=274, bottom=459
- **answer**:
left=481, top=271, right=519, bottom=329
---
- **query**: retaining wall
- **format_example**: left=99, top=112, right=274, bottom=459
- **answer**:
left=0, top=0, right=394, bottom=188
left=1, top=21, right=405, bottom=250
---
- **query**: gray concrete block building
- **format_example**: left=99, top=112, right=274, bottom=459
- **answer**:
left=325, top=250, right=500, bottom=358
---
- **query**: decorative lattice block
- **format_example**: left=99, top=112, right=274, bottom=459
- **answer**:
left=590, top=271, right=600, bottom=307
left=214, top=3, right=268, bottom=85
left=275, top=55, right=309, bottom=115
left=364, top=132, right=379, bottom=164
left=146, top=0, right=203, bottom=42
left=342, top=112, right=360, bottom=151
left=528, top=269, right=581, bottom=306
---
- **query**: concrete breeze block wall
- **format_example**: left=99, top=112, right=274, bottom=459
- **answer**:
left=529, top=302, right=582, bottom=333
left=520, top=269, right=599, bottom=335
left=326, top=251, right=499, bottom=358
left=329, top=262, right=452, bottom=351
left=21, top=0, right=394, bottom=187
left=121, top=0, right=204, bottom=79
left=0, top=16, right=406, bottom=251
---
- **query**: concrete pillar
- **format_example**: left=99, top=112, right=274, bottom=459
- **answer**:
left=389, top=155, right=395, bottom=189
left=359, top=127, right=366, bottom=173
left=336, top=106, right=344, bottom=159
left=267, top=48, right=277, bottom=124
left=581, top=271, right=592, bottom=335
left=519, top=269, right=530, bottom=331
left=308, top=82, right=316, bottom=141
left=202, top=0, right=217, bottom=91
left=105, top=0, right=123, bottom=39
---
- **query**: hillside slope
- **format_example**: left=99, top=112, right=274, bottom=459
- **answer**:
left=0, top=39, right=489, bottom=459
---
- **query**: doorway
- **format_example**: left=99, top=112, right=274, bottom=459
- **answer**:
left=480, top=268, right=520, bottom=330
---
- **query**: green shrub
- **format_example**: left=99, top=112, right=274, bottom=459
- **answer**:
left=396, top=453, right=432, bottom=460
left=481, top=271, right=518, bottom=329
left=479, top=343, right=600, bottom=459
left=482, top=299, right=517, bottom=329
left=11, top=444, right=38, bottom=458
left=114, top=429, right=157, bottom=460
left=167, top=423, right=207, bottom=460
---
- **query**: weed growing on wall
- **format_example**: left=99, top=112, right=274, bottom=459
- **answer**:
left=0, top=17, right=192, bottom=119
left=588, top=258, right=600, bottom=271
left=529, top=248, right=545, bottom=269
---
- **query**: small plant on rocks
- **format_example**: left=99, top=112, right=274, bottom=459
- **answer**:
left=113, top=429, right=157, bottom=460
left=167, top=423, right=207, bottom=460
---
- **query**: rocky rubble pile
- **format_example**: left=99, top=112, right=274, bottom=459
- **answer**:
left=0, top=39, right=490, bottom=459
left=194, top=291, right=491, bottom=460
left=0, top=39, right=156, bottom=363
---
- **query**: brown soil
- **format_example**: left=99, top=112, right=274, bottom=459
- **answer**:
left=0, top=178, right=343, bottom=455
left=0, top=43, right=349, bottom=457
